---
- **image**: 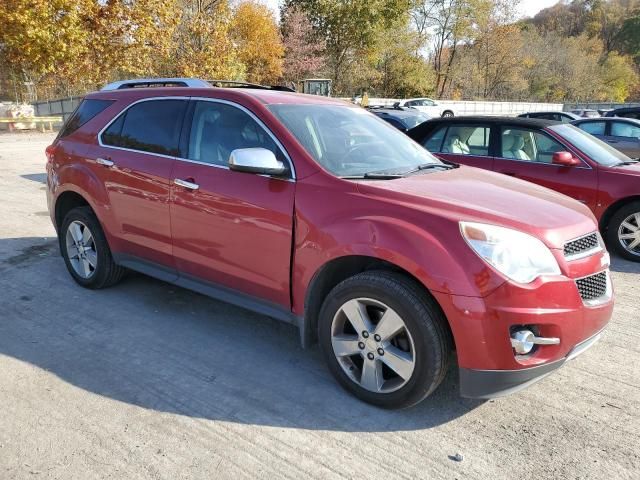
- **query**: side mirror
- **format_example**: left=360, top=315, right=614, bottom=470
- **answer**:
left=552, top=151, right=581, bottom=167
left=228, top=148, right=286, bottom=176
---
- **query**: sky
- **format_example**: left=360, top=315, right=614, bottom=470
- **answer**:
left=258, top=0, right=561, bottom=20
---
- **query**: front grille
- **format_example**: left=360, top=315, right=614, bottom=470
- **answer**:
left=564, top=233, right=599, bottom=258
left=576, top=271, right=608, bottom=302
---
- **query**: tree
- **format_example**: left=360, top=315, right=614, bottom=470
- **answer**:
left=280, top=6, right=326, bottom=84
left=168, top=0, right=245, bottom=80
left=0, top=0, right=92, bottom=100
left=372, top=20, right=435, bottom=97
left=231, top=1, right=284, bottom=84
left=411, top=0, right=478, bottom=97
left=616, top=12, right=640, bottom=64
left=292, top=0, right=411, bottom=95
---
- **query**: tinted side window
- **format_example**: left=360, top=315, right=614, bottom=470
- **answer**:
left=382, top=117, right=405, bottom=130
left=187, top=101, right=288, bottom=171
left=422, top=126, right=447, bottom=152
left=58, top=99, right=113, bottom=138
left=611, top=121, right=640, bottom=138
left=442, top=125, right=490, bottom=156
left=577, top=121, right=605, bottom=136
left=102, top=100, right=187, bottom=156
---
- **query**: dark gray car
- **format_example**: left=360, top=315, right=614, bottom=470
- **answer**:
left=572, top=117, right=640, bottom=159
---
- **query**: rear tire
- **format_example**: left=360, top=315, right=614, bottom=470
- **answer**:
left=441, top=110, right=454, bottom=118
left=318, top=271, right=451, bottom=409
left=606, top=201, right=640, bottom=262
left=60, top=206, right=125, bottom=288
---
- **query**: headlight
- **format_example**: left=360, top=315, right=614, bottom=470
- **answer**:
left=460, top=222, right=561, bottom=284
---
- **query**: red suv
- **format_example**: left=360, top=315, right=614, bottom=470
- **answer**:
left=409, top=117, right=640, bottom=261
left=46, top=79, right=613, bottom=408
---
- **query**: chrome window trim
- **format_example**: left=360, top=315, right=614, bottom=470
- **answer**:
left=563, top=232, right=603, bottom=261
left=97, top=96, right=296, bottom=180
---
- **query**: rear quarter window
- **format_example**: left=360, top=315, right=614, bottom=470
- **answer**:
left=101, top=99, right=188, bottom=156
left=58, top=99, right=114, bottom=138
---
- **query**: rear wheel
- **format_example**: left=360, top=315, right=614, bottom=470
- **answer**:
left=606, top=201, right=640, bottom=262
left=441, top=110, right=454, bottom=118
left=318, top=271, right=451, bottom=409
left=60, top=206, right=125, bottom=288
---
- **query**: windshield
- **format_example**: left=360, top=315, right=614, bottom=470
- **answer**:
left=549, top=124, right=631, bottom=166
left=268, top=104, right=442, bottom=177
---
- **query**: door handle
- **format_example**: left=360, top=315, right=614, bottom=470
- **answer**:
left=174, top=178, right=199, bottom=190
left=607, top=140, right=619, bottom=144
left=96, top=157, right=114, bottom=167
left=503, top=172, right=517, bottom=176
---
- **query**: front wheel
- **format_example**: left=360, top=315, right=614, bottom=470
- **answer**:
left=441, top=110, right=454, bottom=118
left=606, top=201, right=640, bottom=262
left=318, top=271, right=451, bottom=409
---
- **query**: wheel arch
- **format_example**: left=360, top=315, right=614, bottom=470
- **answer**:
left=54, top=190, right=92, bottom=231
left=599, top=195, right=640, bottom=233
left=301, top=254, right=454, bottom=348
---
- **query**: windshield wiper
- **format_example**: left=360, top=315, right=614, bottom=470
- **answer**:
left=362, top=172, right=405, bottom=179
left=344, top=163, right=455, bottom=180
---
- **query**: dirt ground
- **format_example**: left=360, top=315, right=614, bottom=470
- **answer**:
left=0, top=131, right=638, bottom=479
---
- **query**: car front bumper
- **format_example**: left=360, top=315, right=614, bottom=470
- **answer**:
left=458, top=327, right=605, bottom=398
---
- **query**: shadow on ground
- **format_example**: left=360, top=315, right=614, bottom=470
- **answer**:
left=20, top=173, right=48, bottom=184
left=0, top=237, right=490, bottom=433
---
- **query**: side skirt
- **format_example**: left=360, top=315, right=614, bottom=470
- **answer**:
left=114, top=253, right=304, bottom=334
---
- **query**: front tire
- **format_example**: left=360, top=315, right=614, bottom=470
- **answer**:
left=318, top=271, right=451, bottom=409
left=60, top=206, right=125, bottom=288
left=606, top=201, right=640, bottom=262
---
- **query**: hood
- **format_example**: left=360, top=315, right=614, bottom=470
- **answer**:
left=356, top=165, right=597, bottom=250
left=603, top=162, right=640, bottom=176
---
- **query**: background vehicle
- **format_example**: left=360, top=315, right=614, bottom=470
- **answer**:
left=605, top=106, right=640, bottom=120
left=46, top=80, right=612, bottom=408
left=572, top=117, right=640, bottom=158
left=395, top=98, right=455, bottom=117
left=368, top=106, right=431, bottom=132
left=518, top=111, right=580, bottom=122
left=570, top=109, right=600, bottom=118
left=409, top=116, right=640, bottom=260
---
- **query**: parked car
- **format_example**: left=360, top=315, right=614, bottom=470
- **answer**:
left=368, top=106, right=431, bottom=132
left=572, top=117, right=640, bottom=159
left=409, top=116, right=640, bottom=261
left=570, top=109, right=600, bottom=118
left=605, top=106, right=640, bottom=120
left=395, top=98, right=455, bottom=117
left=47, top=79, right=613, bottom=408
left=518, top=111, right=580, bottom=122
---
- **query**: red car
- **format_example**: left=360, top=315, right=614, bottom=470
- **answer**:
left=46, top=79, right=613, bottom=408
left=409, top=117, right=640, bottom=261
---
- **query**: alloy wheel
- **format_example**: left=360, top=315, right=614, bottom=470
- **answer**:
left=330, top=298, right=416, bottom=393
left=618, top=212, right=640, bottom=257
left=65, top=220, right=98, bottom=278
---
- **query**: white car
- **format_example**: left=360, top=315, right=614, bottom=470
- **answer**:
left=396, top=98, right=455, bottom=118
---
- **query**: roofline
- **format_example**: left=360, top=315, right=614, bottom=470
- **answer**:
left=101, top=78, right=212, bottom=90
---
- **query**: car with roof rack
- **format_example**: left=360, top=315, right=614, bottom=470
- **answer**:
left=46, top=78, right=613, bottom=408
left=409, top=116, right=640, bottom=261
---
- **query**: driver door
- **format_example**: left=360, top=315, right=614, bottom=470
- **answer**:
left=170, top=99, right=295, bottom=306
left=492, top=126, right=599, bottom=210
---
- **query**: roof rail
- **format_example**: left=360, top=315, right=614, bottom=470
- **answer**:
left=101, top=78, right=212, bottom=91
left=208, top=79, right=296, bottom=92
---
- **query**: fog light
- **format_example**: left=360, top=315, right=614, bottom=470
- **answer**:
left=510, top=329, right=560, bottom=355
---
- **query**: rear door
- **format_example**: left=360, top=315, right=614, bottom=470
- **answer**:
left=169, top=99, right=295, bottom=306
left=91, top=98, right=188, bottom=270
left=492, top=125, right=599, bottom=210
left=418, top=123, right=494, bottom=171
left=605, top=120, right=640, bottom=158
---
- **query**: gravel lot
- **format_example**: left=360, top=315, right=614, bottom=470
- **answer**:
left=0, top=131, right=638, bottom=480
